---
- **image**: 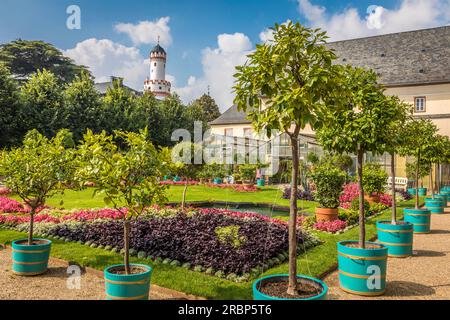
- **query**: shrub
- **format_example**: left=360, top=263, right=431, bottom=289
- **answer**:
left=350, top=198, right=371, bottom=212
left=362, top=163, right=388, bottom=195
left=215, top=225, right=246, bottom=249
left=368, top=203, right=389, bottom=215
left=338, top=209, right=359, bottom=225
left=282, top=188, right=314, bottom=201
left=310, top=165, right=346, bottom=209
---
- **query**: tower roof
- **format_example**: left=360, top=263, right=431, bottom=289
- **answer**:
left=150, top=44, right=166, bottom=55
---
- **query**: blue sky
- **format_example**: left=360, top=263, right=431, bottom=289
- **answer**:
left=1, top=0, right=449, bottom=110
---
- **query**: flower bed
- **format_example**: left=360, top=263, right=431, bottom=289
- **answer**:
left=0, top=187, right=11, bottom=196
left=0, top=205, right=320, bottom=281
left=0, top=197, right=28, bottom=213
left=282, top=187, right=314, bottom=201
left=205, top=183, right=260, bottom=193
left=160, top=180, right=200, bottom=186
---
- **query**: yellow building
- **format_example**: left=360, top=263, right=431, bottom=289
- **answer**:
left=209, top=26, right=450, bottom=187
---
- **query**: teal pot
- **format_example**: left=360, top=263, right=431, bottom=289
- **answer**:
left=435, top=194, right=448, bottom=207
left=173, top=176, right=181, bottom=182
left=257, top=179, right=265, bottom=187
left=12, top=239, right=52, bottom=276
left=253, top=274, right=328, bottom=300
left=337, top=241, right=387, bottom=296
left=418, top=188, right=427, bottom=196
left=163, top=175, right=169, bottom=181
left=441, top=190, right=450, bottom=196
left=213, top=178, right=223, bottom=185
left=376, top=221, right=413, bottom=258
left=424, top=198, right=445, bottom=214
left=104, top=264, right=152, bottom=300
left=407, top=188, right=416, bottom=196
left=404, top=208, right=431, bottom=234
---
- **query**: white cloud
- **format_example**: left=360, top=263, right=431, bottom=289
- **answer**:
left=174, top=33, right=253, bottom=111
left=115, top=17, right=172, bottom=46
left=298, top=0, right=450, bottom=41
left=64, top=38, right=148, bottom=90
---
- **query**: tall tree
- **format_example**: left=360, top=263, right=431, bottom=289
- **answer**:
left=63, top=72, right=102, bottom=142
left=234, top=22, right=343, bottom=295
left=20, top=69, right=64, bottom=138
left=157, top=94, right=188, bottom=147
left=0, top=63, right=23, bottom=147
left=191, top=94, right=221, bottom=123
left=399, top=119, right=438, bottom=209
left=317, top=66, right=400, bottom=248
left=132, top=92, right=161, bottom=143
left=0, top=40, right=90, bottom=83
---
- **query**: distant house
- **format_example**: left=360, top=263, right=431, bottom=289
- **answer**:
left=209, top=26, right=450, bottom=183
left=94, top=76, right=142, bottom=96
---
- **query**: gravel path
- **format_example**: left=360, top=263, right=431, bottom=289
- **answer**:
left=324, top=208, right=450, bottom=300
left=0, top=248, right=201, bottom=300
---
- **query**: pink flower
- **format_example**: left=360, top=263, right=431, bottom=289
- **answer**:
left=63, top=208, right=127, bottom=222
left=379, top=194, right=393, bottom=207
left=0, top=197, right=28, bottom=213
left=313, top=220, right=347, bottom=233
left=197, top=208, right=287, bottom=226
left=339, top=183, right=360, bottom=208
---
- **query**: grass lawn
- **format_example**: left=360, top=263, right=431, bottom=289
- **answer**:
left=0, top=198, right=422, bottom=300
left=11, top=185, right=318, bottom=213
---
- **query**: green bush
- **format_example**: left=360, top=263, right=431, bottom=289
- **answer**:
left=338, top=209, right=359, bottom=225
left=215, top=225, right=246, bottom=249
left=362, top=163, right=388, bottom=195
left=350, top=198, right=370, bottom=212
left=311, top=164, right=346, bottom=208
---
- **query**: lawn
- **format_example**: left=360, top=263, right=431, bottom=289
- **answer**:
left=11, top=185, right=318, bottom=213
left=0, top=197, right=422, bottom=300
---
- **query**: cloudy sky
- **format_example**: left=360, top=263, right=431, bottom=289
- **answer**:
left=1, top=0, right=449, bottom=111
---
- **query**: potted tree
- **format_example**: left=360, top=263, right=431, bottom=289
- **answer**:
left=434, top=136, right=450, bottom=205
left=318, top=66, right=402, bottom=296
left=76, top=129, right=167, bottom=300
left=362, top=163, right=388, bottom=204
left=399, top=119, right=437, bottom=234
left=310, top=164, right=346, bottom=222
left=0, top=129, right=73, bottom=275
left=422, top=134, right=449, bottom=213
left=405, top=161, right=429, bottom=196
left=376, top=96, right=415, bottom=258
left=234, top=22, right=343, bottom=299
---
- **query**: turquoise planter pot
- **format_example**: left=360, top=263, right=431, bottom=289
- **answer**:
left=407, top=188, right=416, bottom=196
left=213, top=178, right=223, bottom=185
left=173, top=176, right=181, bottom=182
left=434, top=194, right=448, bottom=207
left=404, top=208, right=431, bottom=234
left=418, top=188, right=427, bottom=196
left=12, top=239, right=52, bottom=276
left=104, top=264, right=152, bottom=300
left=424, top=198, right=445, bottom=214
left=337, top=241, right=387, bottom=296
left=441, top=190, right=450, bottom=196
left=253, top=274, right=328, bottom=300
left=376, top=221, right=413, bottom=258
left=257, top=179, right=265, bottom=187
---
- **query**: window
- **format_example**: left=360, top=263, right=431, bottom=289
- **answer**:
left=243, top=128, right=253, bottom=138
left=415, top=97, right=426, bottom=112
left=224, top=128, right=234, bottom=137
left=154, top=63, right=157, bottom=67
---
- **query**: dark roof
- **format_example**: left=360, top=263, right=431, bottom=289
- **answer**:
left=151, top=44, right=166, bottom=55
left=211, top=26, right=450, bottom=126
left=94, top=80, right=141, bottom=96
left=209, top=104, right=251, bottom=125
left=327, top=25, right=450, bottom=87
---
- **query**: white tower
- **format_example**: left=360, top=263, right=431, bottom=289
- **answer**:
left=144, top=41, right=171, bottom=99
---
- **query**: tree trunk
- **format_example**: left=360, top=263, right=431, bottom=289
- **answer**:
left=436, top=163, right=441, bottom=194
left=182, top=180, right=188, bottom=210
left=287, top=135, right=299, bottom=296
left=28, top=208, right=35, bottom=246
left=415, top=151, right=420, bottom=210
left=430, top=164, right=434, bottom=199
left=391, top=153, right=397, bottom=225
left=124, top=220, right=131, bottom=275
left=357, top=148, right=365, bottom=249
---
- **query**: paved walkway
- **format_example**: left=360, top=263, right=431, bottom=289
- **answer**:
left=325, top=208, right=450, bottom=300
left=0, top=247, right=201, bottom=300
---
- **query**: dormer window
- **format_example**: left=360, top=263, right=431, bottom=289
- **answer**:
left=414, top=97, right=426, bottom=112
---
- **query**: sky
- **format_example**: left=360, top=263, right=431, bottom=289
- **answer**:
left=0, top=0, right=449, bottom=111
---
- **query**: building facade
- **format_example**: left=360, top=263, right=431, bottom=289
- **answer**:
left=143, top=44, right=172, bottom=99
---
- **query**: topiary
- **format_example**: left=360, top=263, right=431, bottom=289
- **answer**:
left=170, top=260, right=181, bottom=267
left=310, top=164, right=346, bottom=208
left=362, top=162, right=388, bottom=195
left=137, top=251, right=147, bottom=259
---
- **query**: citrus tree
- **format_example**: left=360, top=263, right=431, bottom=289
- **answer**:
left=399, top=119, right=438, bottom=209
left=317, top=66, right=401, bottom=248
left=0, top=129, right=74, bottom=245
left=76, top=129, right=168, bottom=274
left=233, top=22, right=344, bottom=295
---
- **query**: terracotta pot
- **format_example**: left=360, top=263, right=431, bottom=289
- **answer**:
left=364, top=194, right=380, bottom=204
left=315, top=207, right=338, bottom=222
